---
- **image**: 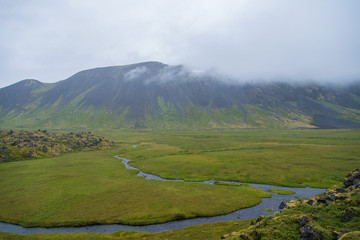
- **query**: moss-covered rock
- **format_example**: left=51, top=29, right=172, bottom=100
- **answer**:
left=222, top=169, right=360, bottom=240
left=0, top=129, right=114, bottom=162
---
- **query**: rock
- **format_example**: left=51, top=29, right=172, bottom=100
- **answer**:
left=306, top=199, right=314, bottom=206
left=317, top=196, right=329, bottom=205
left=355, top=180, right=360, bottom=188
left=344, top=179, right=352, bottom=188
left=42, top=145, right=48, bottom=153
left=357, top=197, right=360, bottom=204
left=255, top=216, right=263, bottom=223
left=239, top=234, right=249, bottom=239
left=251, top=230, right=260, bottom=240
left=299, top=216, right=309, bottom=227
left=334, top=195, right=347, bottom=201
left=332, top=231, right=340, bottom=239
left=299, top=225, right=320, bottom=240
left=279, top=201, right=287, bottom=209
left=335, top=188, right=347, bottom=193
left=344, top=170, right=360, bottom=187
left=341, top=209, right=352, bottom=222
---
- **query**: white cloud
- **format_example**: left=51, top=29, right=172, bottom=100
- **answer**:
left=124, top=66, right=149, bottom=81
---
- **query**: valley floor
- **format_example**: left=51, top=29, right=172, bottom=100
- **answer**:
left=0, top=129, right=359, bottom=239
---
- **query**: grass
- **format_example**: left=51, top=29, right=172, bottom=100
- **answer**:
left=106, top=129, right=360, bottom=188
left=0, top=149, right=270, bottom=227
left=0, top=220, right=253, bottom=240
left=0, top=128, right=359, bottom=239
left=214, top=181, right=250, bottom=187
left=224, top=172, right=360, bottom=240
left=268, top=189, right=296, bottom=195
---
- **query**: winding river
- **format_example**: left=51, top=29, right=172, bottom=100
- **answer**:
left=0, top=155, right=325, bottom=234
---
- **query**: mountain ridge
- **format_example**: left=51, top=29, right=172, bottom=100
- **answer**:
left=1, top=62, right=360, bottom=130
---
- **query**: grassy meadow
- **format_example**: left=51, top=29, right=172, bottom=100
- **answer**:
left=0, top=148, right=269, bottom=227
left=0, top=128, right=359, bottom=239
left=104, top=129, right=360, bottom=188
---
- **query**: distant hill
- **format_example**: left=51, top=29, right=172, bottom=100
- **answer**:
left=1, top=61, right=360, bottom=129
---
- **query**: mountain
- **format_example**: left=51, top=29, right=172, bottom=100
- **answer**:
left=1, top=61, right=360, bottom=130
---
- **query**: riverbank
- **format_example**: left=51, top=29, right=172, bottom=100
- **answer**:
left=0, top=150, right=270, bottom=228
left=0, top=156, right=324, bottom=234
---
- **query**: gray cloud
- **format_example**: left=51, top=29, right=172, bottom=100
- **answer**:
left=0, top=0, right=359, bottom=87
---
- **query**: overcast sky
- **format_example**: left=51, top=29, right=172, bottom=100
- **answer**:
left=0, top=0, right=359, bottom=87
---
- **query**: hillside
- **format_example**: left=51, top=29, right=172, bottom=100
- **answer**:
left=222, top=169, right=360, bottom=240
left=1, top=62, right=360, bottom=130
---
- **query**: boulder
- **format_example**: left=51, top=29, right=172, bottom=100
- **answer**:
left=279, top=201, right=287, bottom=209
left=299, top=216, right=309, bottom=227
left=299, top=225, right=320, bottom=240
left=341, top=209, right=352, bottom=222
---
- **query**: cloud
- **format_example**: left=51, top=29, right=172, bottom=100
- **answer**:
left=124, top=66, right=149, bottom=81
left=0, top=0, right=359, bottom=87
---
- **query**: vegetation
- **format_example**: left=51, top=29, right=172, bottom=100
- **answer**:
left=0, top=149, right=270, bottom=227
left=1, top=62, right=360, bottom=130
left=0, top=129, right=114, bottom=163
left=0, top=128, right=359, bottom=239
left=0, top=220, right=253, bottom=240
left=222, top=169, right=360, bottom=239
left=214, top=182, right=251, bottom=187
left=268, top=189, right=296, bottom=195
left=108, top=129, right=360, bottom=188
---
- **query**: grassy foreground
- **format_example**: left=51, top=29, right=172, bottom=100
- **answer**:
left=223, top=169, right=360, bottom=239
left=0, top=220, right=253, bottom=240
left=0, top=149, right=269, bottom=227
left=106, top=129, right=360, bottom=188
left=0, top=128, right=359, bottom=239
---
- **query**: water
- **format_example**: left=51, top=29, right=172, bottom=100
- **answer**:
left=0, top=155, right=325, bottom=234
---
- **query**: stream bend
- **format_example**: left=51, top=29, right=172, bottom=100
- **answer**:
left=0, top=155, right=325, bottom=234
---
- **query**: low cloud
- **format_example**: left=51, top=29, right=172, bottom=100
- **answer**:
left=124, top=66, right=149, bottom=81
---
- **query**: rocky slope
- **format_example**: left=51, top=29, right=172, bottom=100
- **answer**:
left=0, top=62, right=360, bottom=130
left=0, top=130, right=113, bottom=162
left=222, top=169, right=360, bottom=240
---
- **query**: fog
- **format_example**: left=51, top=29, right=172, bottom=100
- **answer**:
left=0, top=0, right=359, bottom=88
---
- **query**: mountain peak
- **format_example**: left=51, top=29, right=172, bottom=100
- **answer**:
left=14, top=79, right=42, bottom=88
left=1, top=63, right=360, bottom=129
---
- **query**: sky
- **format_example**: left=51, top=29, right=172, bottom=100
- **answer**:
left=0, top=0, right=360, bottom=88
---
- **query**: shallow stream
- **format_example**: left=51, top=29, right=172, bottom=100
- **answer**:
left=0, top=155, right=325, bottom=234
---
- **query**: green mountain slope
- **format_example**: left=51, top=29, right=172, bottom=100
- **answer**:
left=1, top=62, right=360, bottom=130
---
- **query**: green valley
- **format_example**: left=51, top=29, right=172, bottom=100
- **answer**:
left=0, top=62, right=359, bottom=239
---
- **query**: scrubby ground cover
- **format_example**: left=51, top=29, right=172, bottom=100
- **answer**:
left=108, top=129, right=360, bottom=188
left=0, top=129, right=113, bottom=162
left=268, top=189, right=296, bottom=195
left=222, top=169, right=360, bottom=240
left=0, top=149, right=270, bottom=227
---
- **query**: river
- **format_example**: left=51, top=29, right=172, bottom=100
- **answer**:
left=0, top=155, right=325, bottom=234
